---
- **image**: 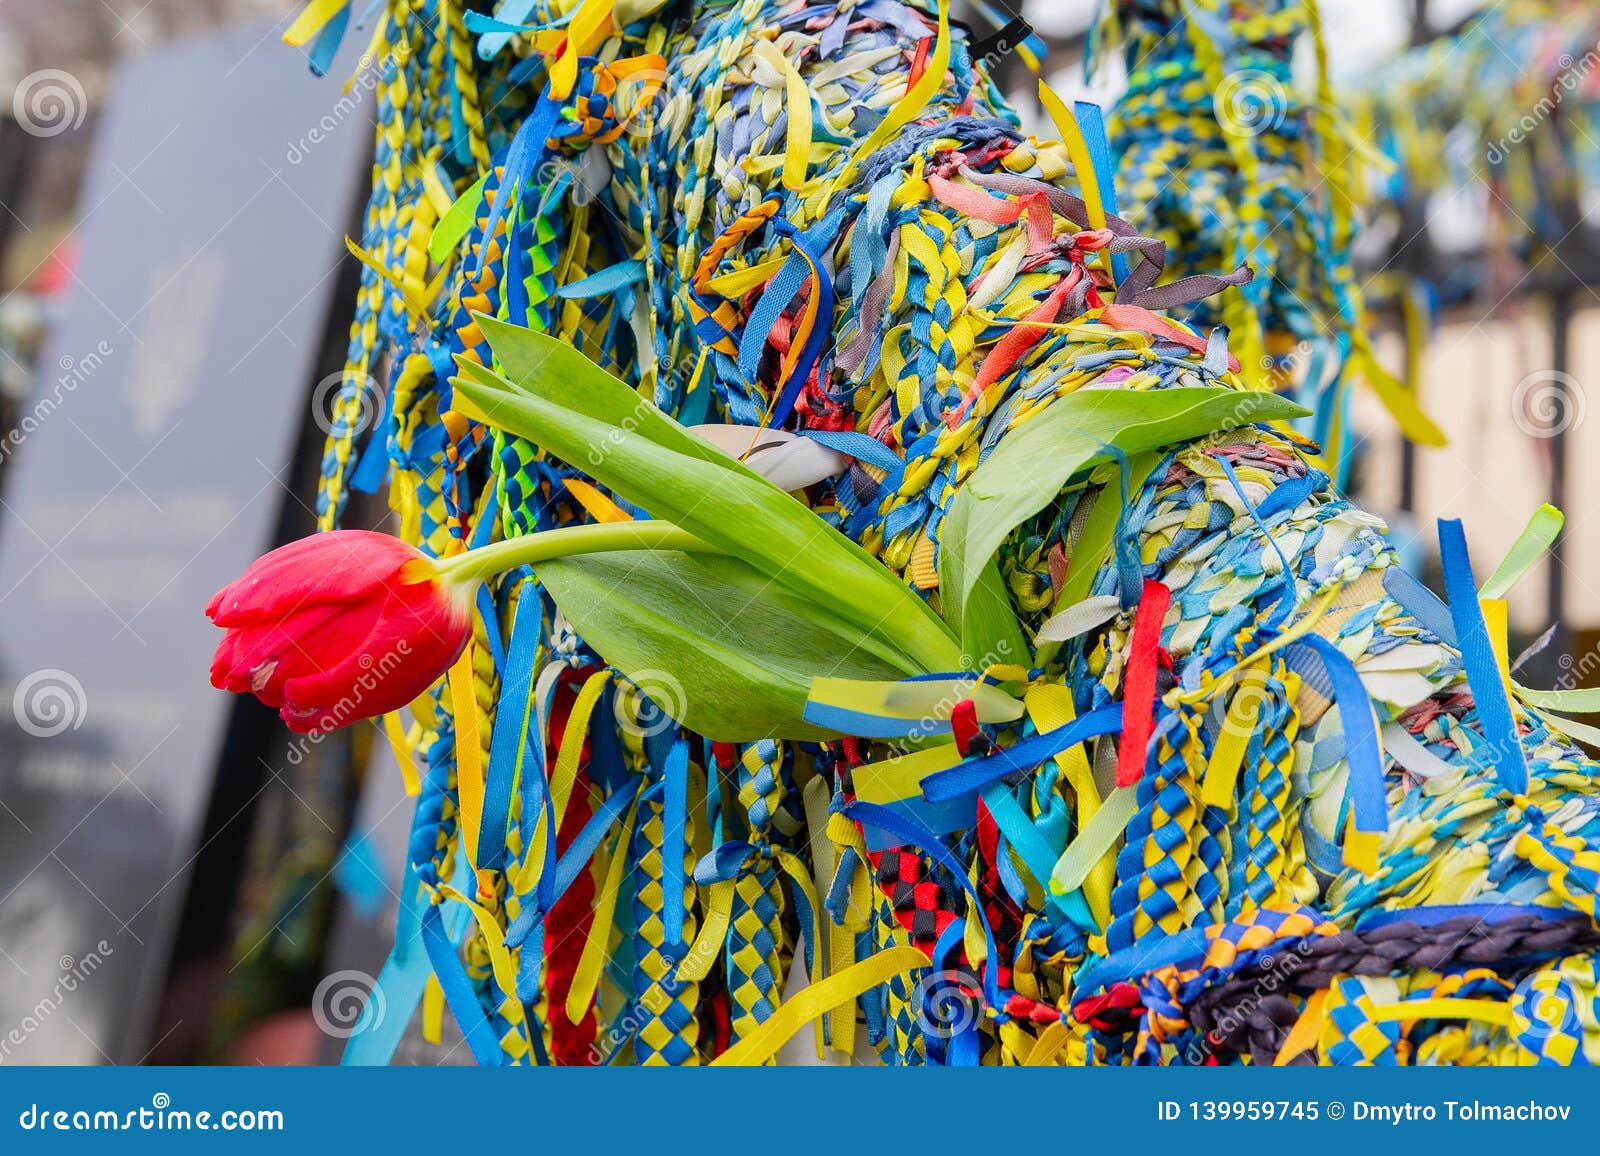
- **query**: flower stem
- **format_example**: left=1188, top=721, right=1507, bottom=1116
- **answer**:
left=434, top=520, right=722, bottom=586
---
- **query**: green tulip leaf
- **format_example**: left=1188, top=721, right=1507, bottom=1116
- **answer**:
left=455, top=329, right=963, bottom=673
left=535, top=549, right=912, bottom=741
left=960, top=557, right=1028, bottom=671
left=939, top=386, right=1309, bottom=644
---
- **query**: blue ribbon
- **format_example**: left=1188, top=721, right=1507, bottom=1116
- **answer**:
left=979, top=780, right=1098, bottom=934
left=474, top=584, right=505, bottom=678
left=477, top=596, right=543, bottom=872
left=738, top=211, right=840, bottom=429
left=801, top=698, right=954, bottom=739
left=1215, top=455, right=1298, bottom=630
left=341, top=861, right=429, bottom=1066
left=349, top=386, right=393, bottom=494
left=926, top=919, right=980, bottom=1067
left=921, top=704, right=1123, bottom=802
left=691, top=836, right=819, bottom=976
left=305, top=4, right=351, bottom=78
left=800, top=429, right=904, bottom=472
left=558, top=260, right=647, bottom=299
left=420, top=905, right=504, bottom=1065
left=1105, top=446, right=1154, bottom=610
left=842, top=801, right=1002, bottom=1011
left=1356, top=902, right=1583, bottom=932
left=661, top=737, right=691, bottom=953
left=470, top=1, right=566, bottom=58
left=1438, top=517, right=1529, bottom=795
left=475, top=90, right=562, bottom=281
left=1073, top=100, right=1130, bottom=284
left=1382, top=565, right=1457, bottom=645
left=1294, top=635, right=1388, bottom=836
left=553, top=778, right=642, bottom=901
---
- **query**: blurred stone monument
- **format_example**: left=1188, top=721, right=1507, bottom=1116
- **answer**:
left=0, top=16, right=366, bottom=1063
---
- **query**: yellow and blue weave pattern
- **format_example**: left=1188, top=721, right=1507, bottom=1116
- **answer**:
left=286, top=0, right=1600, bottom=1066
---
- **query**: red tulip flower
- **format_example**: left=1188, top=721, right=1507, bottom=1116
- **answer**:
left=207, top=530, right=472, bottom=734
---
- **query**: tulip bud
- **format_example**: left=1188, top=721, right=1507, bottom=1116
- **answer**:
left=207, top=530, right=472, bottom=734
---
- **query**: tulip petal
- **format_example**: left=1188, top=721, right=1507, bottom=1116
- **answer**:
left=278, top=588, right=469, bottom=732
left=209, top=601, right=358, bottom=705
left=208, top=531, right=426, bottom=626
left=207, top=531, right=467, bottom=732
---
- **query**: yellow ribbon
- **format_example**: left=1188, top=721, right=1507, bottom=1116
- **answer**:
left=678, top=851, right=820, bottom=995
left=705, top=256, right=788, bottom=298
left=1037, top=82, right=1112, bottom=284
left=447, top=646, right=486, bottom=884
left=711, top=946, right=931, bottom=1065
left=522, top=670, right=614, bottom=892
left=435, top=881, right=532, bottom=1052
left=1274, top=988, right=1327, bottom=1064
left=1025, top=683, right=1112, bottom=929
left=753, top=40, right=814, bottom=192
left=1024, top=1019, right=1074, bottom=1066
left=1344, top=815, right=1381, bottom=877
left=282, top=0, right=346, bottom=46
left=382, top=711, right=421, bottom=797
left=563, top=476, right=632, bottom=523
left=549, top=0, right=617, bottom=101
left=1202, top=665, right=1270, bottom=811
left=1482, top=597, right=1512, bottom=690
left=803, top=774, right=847, bottom=1059
left=564, top=796, right=640, bottom=1024
left=826, top=0, right=950, bottom=201
left=1353, top=345, right=1446, bottom=448
left=1173, top=584, right=1342, bottom=708
left=421, top=974, right=445, bottom=1045
left=1367, top=998, right=1513, bottom=1027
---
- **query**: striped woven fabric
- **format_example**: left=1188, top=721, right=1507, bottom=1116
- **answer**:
left=283, top=0, right=1600, bottom=1066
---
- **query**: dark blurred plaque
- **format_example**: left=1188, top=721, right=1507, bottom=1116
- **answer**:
left=0, top=18, right=366, bottom=1063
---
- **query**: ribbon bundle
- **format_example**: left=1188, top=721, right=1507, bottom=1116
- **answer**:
left=1097, top=0, right=1447, bottom=487
left=276, top=0, right=1600, bottom=1066
left=1349, top=0, right=1600, bottom=304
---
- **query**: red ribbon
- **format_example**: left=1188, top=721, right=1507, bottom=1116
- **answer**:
left=908, top=36, right=933, bottom=88
left=1116, top=579, right=1171, bottom=788
left=950, top=697, right=983, bottom=757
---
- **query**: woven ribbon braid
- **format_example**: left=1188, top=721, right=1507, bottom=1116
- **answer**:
left=287, top=0, right=1600, bottom=1066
